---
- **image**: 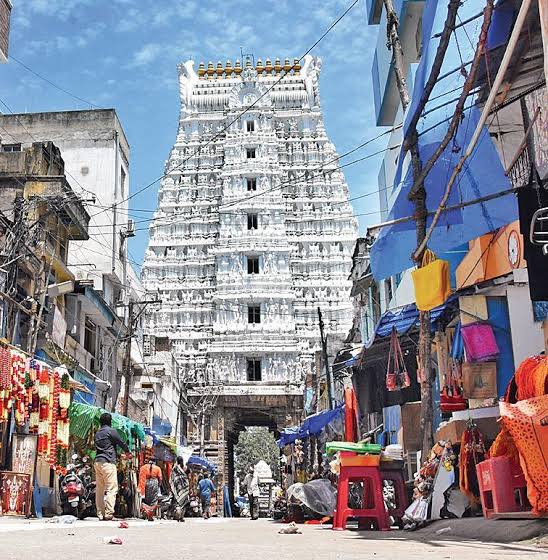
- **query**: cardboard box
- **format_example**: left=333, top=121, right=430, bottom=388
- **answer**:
left=435, top=416, right=501, bottom=444
left=398, top=401, right=422, bottom=452
left=462, top=362, right=497, bottom=399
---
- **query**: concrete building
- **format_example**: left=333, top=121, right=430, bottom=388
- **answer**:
left=0, top=141, right=90, bottom=360
left=0, top=110, right=145, bottom=413
left=0, top=0, right=10, bottom=63
left=142, top=56, right=358, bottom=488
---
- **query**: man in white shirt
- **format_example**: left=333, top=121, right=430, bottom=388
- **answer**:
left=243, top=466, right=260, bottom=520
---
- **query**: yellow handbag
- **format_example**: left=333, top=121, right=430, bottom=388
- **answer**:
left=411, top=249, right=452, bottom=311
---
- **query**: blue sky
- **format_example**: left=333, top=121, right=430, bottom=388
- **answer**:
left=3, top=0, right=388, bottom=266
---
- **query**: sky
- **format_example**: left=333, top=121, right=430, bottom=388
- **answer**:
left=3, top=0, right=388, bottom=267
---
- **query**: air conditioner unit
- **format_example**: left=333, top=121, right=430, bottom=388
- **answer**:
left=126, top=219, right=136, bottom=238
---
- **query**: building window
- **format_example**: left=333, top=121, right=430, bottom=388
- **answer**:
left=247, top=213, right=258, bottom=230
left=1, top=144, right=21, bottom=152
left=247, top=359, right=262, bottom=381
left=246, top=177, right=257, bottom=191
left=248, top=304, right=261, bottom=324
left=84, top=317, right=96, bottom=355
left=247, top=256, right=259, bottom=274
left=120, top=167, right=126, bottom=197
left=246, top=148, right=256, bottom=159
left=246, top=120, right=255, bottom=133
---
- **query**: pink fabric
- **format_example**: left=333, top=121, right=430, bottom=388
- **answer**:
left=461, top=323, right=499, bottom=362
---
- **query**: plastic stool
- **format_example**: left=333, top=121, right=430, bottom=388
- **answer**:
left=333, top=465, right=390, bottom=531
left=380, top=469, right=408, bottom=521
left=476, top=457, right=530, bottom=519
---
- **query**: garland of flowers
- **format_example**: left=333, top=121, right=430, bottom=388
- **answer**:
left=37, top=363, right=51, bottom=455
left=48, top=370, right=60, bottom=467
left=0, top=345, right=11, bottom=422
left=0, top=343, right=73, bottom=469
left=55, top=371, right=71, bottom=472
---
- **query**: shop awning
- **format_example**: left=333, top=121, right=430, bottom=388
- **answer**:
left=369, top=0, right=518, bottom=281
left=277, top=406, right=344, bottom=448
left=187, top=455, right=217, bottom=473
left=365, top=295, right=457, bottom=348
left=332, top=345, right=363, bottom=372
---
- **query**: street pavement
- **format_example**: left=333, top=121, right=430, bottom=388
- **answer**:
left=0, top=517, right=545, bottom=559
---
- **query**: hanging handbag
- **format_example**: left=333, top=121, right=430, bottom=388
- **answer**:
left=411, top=249, right=452, bottom=311
left=386, top=328, right=410, bottom=391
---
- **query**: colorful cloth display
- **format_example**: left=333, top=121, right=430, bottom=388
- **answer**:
left=460, top=323, right=499, bottom=362
left=489, top=355, right=548, bottom=514
left=500, top=396, right=548, bottom=514
left=459, top=424, right=486, bottom=506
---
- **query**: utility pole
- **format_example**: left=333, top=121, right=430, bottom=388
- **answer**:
left=121, top=297, right=160, bottom=418
left=317, top=307, right=335, bottom=410
left=122, top=300, right=134, bottom=418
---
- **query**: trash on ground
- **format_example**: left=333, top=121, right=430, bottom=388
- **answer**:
left=103, top=536, right=123, bottom=545
left=435, top=527, right=452, bottom=535
left=118, top=521, right=129, bottom=529
left=46, top=515, right=77, bottom=524
left=278, top=522, right=301, bottom=534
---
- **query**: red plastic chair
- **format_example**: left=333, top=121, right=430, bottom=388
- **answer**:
left=380, top=468, right=408, bottom=521
left=333, top=465, right=390, bottom=531
left=476, top=457, right=530, bottom=519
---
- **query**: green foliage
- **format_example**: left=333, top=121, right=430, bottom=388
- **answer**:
left=234, top=427, right=279, bottom=481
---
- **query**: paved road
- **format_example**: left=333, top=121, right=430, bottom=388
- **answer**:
left=0, top=517, right=543, bottom=560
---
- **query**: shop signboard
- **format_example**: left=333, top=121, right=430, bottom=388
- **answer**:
left=10, top=434, right=38, bottom=487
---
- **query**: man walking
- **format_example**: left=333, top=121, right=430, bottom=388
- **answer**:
left=243, top=466, right=260, bottom=520
left=94, top=412, right=130, bottom=521
left=197, top=471, right=215, bottom=519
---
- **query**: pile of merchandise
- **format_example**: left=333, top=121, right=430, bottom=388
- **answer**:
left=488, top=355, right=548, bottom=514
left=0, top=343, right=71, bottom=472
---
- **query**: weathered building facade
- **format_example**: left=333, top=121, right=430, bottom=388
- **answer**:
left=142, top=55, right=357, bottom=485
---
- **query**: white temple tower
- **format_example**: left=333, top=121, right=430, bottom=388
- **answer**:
left=142, top=56, right=357, bottom=482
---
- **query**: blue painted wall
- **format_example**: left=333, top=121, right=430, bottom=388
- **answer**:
left=487, top=297, right=515, bottom=396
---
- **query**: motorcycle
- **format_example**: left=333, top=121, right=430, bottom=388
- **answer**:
left=59, top=454, right=96, bottom=519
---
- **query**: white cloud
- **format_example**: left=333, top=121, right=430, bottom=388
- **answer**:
left=128, top=43, right=164, bottom=68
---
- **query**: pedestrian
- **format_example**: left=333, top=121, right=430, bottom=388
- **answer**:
left=243, top=466, right=260, bottom=520
left=94, top=412, right=131, bottom=521
left=169, top=457, right=190, bottom=522
left=138, top=458, right=163, bottom=501
left=197, top=471, right=215, bottom=519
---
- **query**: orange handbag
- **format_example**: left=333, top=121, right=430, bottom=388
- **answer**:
left=411, top=249, right=452, bottom=311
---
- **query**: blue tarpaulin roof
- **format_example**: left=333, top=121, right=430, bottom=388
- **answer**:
left=277, top=406, right=344, bottom=448
left=370, top=0, right=518, bottom=280
left=187, top=455, right=217, bottom=473
left=366, top=296, right=456, bottom=347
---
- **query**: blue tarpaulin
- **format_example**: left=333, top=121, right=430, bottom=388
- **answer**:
left=277, top=406, right=344, bottom=448
left=370, top=0, right=518, bottom=280
left=187, top=455, right=217, bottom=473
left=366, top=296, right=456, bottom=347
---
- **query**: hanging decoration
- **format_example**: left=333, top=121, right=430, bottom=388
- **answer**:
left=386, top=328, right=411, bottom=391
left=459, top=421, right=486, bottom=506
left=0, top=342, right=73, bottom=472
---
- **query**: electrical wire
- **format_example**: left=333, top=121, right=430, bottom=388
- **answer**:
left=9, top=55, right=101, bottom=109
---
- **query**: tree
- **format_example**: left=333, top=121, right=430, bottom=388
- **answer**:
left=234, top=427, right=279, bottom=481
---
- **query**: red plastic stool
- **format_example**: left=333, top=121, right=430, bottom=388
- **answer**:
left=333, top=465, right=390, bottom=531
left=380, top=469, right=408, bottom=521
left=476, top=457, right=530, bottom=519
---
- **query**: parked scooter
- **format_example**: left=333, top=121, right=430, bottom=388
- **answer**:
left=59, top=454, right=96, bottom=519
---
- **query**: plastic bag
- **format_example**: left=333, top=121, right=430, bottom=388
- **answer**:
left=287, top=479, right=337, bottom=517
